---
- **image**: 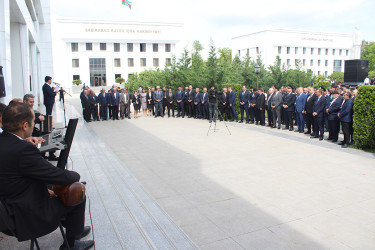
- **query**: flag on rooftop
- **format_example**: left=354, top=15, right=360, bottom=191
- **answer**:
left=122, top=0, right=132, bottom=9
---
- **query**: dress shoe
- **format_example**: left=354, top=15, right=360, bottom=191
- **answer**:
left=299, top=131, right=304, bottom=133
left=277, top=126, right=281, bottom=129
left=60, top=240, right=94, bottom=250
left=332, top=140, right=337, bottom=143
left=282, top=128, right=289, bottom=130
left=350, top=141, right=355, bottom=145
left=342, top=144, right=348, bottom=148
left=238, top=121, right=243, bottom=123
left=319, top=137, right=324, bottom=141
left=289, top=128, right=293, bottom=131
left=272, top=126, right=276, bottom=128
left=250, top=121, right=254, bottom=124
left=327, top=138, right=332, bottom=141
left=246, top=121, right=250, bottom=124
left=76, top=226, right=91, bottom=240
left=304, top=131, right=311, bottom=134
left=338, top=141, right=345, bottom=145
left=294, top=130, right=299, bottom=132
left=310, top=135, right=319, bottom=138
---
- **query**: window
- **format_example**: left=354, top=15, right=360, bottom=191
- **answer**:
left=153, top=43, right=158, bottom=52
left=278, top=46, right=282, bottom=54
left=166, top=58, right=171, bottom=66
left=114, top=43, right=120, bottom=52
left=71, top=43, right=78, bottom=52
left=89, top=58, right=106, bottom=87
left=325, top=60, right=328, bottom=67
left=72, top=59, right=79, bottom=68
left=153, top=58, right=159, bottom=67
left=303, top=59, right=306, bottom=66
left=86, top=43, right=92, bottom=51
left=114, top=58, right=121, bottom=67
left=318, top=60, right=321, bottom=66
left=140, top=43, right=146, bottom=52
left=318, top=71, right=320, bottom=75
left=333, top=60, right=342, bottom=72
left=303, top=47, right=306, bottom=54
left=326, top=49, right=329, bottom=55
left=140, top=58, right=147, bottom=67
left=318, top=48, right=321, bottom=55
left=332, top=49, right=336, bottom=55
left=128, top=58, right=134, bottom=67
left=100, top=43, right=106, bottom=51
left=339, top=49, right=342, bottom=56
left=295, top=59, right=299, bottom=66
left=256, top=47, right=260, bottom=54
left=127, top=43, right=133, bottom=52
left=295, top=47, right=298, bottom=54
left=115, top=74, right=121, bottom=79
left=346, top=50, right=349, bottom=56
left=165, top=44, right=171, bottom=52
left=128, top=73, right=134, bottom=79
left=325, top=71, right=328, bottom=77
left=311, top=48, right=314, bottom=55
left=238, top=50, right=241, bottom=56
left=73, top=75, right=80, bottom=80
left=287, top=47, right=290, bottom=54
left=310, top=60, right=314, bottom=66
left=287, top=59, right=290, bottom=66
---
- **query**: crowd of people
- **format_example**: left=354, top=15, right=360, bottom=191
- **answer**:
left=80, top=83, right=357, bottom=148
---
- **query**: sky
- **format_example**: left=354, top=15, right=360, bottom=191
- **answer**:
left=51, top=0, right=375, bottom=52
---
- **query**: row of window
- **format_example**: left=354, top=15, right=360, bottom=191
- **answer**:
left=280, top=46, right=349, bottom=56
left=73, top=74, right=136, bottom=81
left=285, top=59, right=342, bottom=68
left=72, top=58, right=172, bottom=68
left=71, top=42, right=171, bottom=53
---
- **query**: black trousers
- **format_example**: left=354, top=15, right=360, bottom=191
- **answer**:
left=61, top=198, right=86, bottom=245
left=285, top=111, right=294, bottom=129
left=91, top=105, right=99, bottom=121
left=177, top=101, right=184, bottom=117
left=109, top=105, right=113, bottom=119
left=313, top=115, right=324, bottom=137
left=306, top=113, right=314, bottom=133
left=209, top=102, right=217, bottom=122
left=202, top=103, right=209, bottom=119
left=267, top=107, right=273, bottom=126
left=328, top=119, right=340, bottom=140
left=195, top=103, right=201, bottom=118
left=45, top=104, right=53, bottom=116
left=112, top=105, right=119, bottom=120
left=219, top=105, right=229, bottom=121
left=187, top=101, right=194, bottom=117
left=167, top=102, right=175, bottom=117
left=250, top=106, right=257, bottom=122
left=83, top=107, right=91, bottom=122
left=257, top=109, right=265, bottom=125
left=341, top=122, right=352, bottom=144
left=240, top=105, right=249, bottom=122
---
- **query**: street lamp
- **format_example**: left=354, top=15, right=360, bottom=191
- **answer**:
left=255, top=64, right=260, bottom=89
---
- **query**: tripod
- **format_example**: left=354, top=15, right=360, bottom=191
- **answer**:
left=61, top=90, right=72, bottom=128
left=207, top=106, right=231, bottom=136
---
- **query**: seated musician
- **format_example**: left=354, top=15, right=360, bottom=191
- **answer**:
left=0, top=102, right=93, bottom=250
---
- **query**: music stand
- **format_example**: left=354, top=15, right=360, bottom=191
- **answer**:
left=57, top=118, right=78, bottom=169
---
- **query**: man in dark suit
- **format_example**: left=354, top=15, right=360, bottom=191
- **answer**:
left=107, top=89, right=113, bottom=119
left=312, top=89, right=326, bottom=140
left=219, top=88, right=229, bottom=121
left=201, top=88, right=209, bottom=120
left=98, top=88, right=108, bottom=120
left=256, top=88, right=266, bottom=126
left=283, top=85, right=296, bottom=131
left=266, top=88, right=274, bottom=127
left=175, top=86, right=185, bottom=118
left=109, top=87, right=120, bottom=120
left=228, top=87, right=238, bottom=122
left=239, top=85, right=250, bottom=123
left=193, top=88, right=202, bottom=119
left=326, top=90, right=343, bottom=142
left=338, top=92, right=354, bottom=148
left=89, top=90, right=99, bottom=121
left=42, top=76, right=57, bottom=116
left=249, top=89, right=258, bottom=123
left=303, top=87, right=316, bottom=135
left=271, top=86, right=283, bottom=129
left=81, top=89, right=91, bottom=122
left=187, top=85, right=195, bottom=118
left=154, top=86, right=164, bottom=118
left=166, top=88, right=175, bottom=117
left=0, top=103, right=93, bottom=250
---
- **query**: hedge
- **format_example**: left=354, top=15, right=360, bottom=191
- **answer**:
left=353, top=85, right=375, bottom=150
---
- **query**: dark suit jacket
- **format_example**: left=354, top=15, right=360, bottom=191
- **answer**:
left=284, top=93, right=296, bottom=112
left=81, top=95, right=90, bottom=109
left=42, top=83, right=56, bottom=106
left=250, top=92, right=258, bottom=105
left=239, top=90, right=250, bottom=105
left=256, top=93, right=266, bottom=110
left=146, top=92, right=154, bottom=105
left=98, top=92, right=108, bottom=106
left=228, top=91, right=236, bottom=106
left=89, top=94, right=98, bottom=107
left=338, top=99, right=354, bottom=123
left=327, top=96, right=343, bottom=121
left=194, top=92, right=202, bottom=103
left=313, top=96, right=326, bottom=117
left=220, top=92, right=228, bottom=105
left=187, top=90, right=195, bottom=101
left=304, top=93, right=316, bottom=114
left=109, top=92, right=120, bottom=106
left=175, top=90, right=185, bottom=101
left=0, top=132, right=80, bottom=241
left=166, top=92, right=174, bottom=102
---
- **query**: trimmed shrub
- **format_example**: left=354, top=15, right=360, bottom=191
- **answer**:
left=353, top=85, right=375, bottom=150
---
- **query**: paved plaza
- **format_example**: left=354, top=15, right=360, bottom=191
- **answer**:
left=1, top=96, right=374, bottom=249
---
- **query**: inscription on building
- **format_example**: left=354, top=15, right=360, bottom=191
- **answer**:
left=85, top=28, right=162, bottom=34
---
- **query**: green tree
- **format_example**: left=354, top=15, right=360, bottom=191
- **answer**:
left=206, top=40, right=221, bottom=88
left=361, top=42, right=375, bottom=72
left=328, top=71, right=344, bottom=83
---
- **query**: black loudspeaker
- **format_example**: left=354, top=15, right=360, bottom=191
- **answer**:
left=344, top=60, right=369, bottom=83
left=0, top=66, right=6, bottom=98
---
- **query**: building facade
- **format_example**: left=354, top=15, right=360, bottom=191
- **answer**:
left=0, top=0, right=54, bottom=105
left=232, top=28, right=361, bottom=78
left=52, top=18, right=186, bottom=88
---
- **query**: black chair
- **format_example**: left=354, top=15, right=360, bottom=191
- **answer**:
left=0, top=200, right=70, bottom=250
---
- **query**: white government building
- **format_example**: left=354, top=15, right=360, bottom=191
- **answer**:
left=232, top=28, right=362, bottom=78
left=0, top=0, right=53, bottom=106
left=51, top=18, right=187, bottom=89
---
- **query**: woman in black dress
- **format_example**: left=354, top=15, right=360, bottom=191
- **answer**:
left=132, top=90, right=141, bottom=118
left=146, top=88, right=154, bottom=116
